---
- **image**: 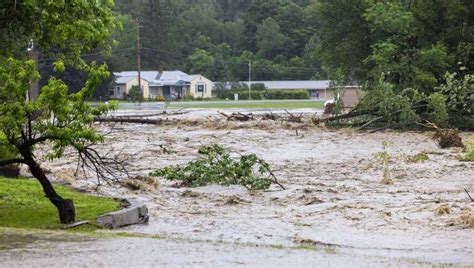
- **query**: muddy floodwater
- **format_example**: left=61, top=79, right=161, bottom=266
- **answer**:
left=5, top=108, right=474, bottom=267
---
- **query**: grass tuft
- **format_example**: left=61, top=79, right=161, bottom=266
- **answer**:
left=0, top=177, right=120, bottom=230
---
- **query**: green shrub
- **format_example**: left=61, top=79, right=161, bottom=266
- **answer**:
left=128, top=85, right=143, bottom=103
left=359, top=79, right=419, bottom=126
left=222, top=90, right=264, bottom=100
left=463, top=136, right=474, bottom=161
left=251, top=83, right=266, bottom=91
left=149, top=144, right=284, bottom=190
left=221, top=89, right=309, bottom=100
left=264, top=90, right=309, bottom=100
left=407, top=152, right=429, bottom=163
left=427, top=93, right=448, bottom=127
left=438, top=72, right=474, bottom=129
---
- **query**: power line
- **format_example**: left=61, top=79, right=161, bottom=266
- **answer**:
left=37, top=48, right=135, bottom=63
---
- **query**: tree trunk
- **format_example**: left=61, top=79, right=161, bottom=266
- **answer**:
left=19, top=148, right=76, bottom=223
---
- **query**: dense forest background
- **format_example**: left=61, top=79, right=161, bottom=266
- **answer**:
left=107, top=0, right=472, bottom=86
left=108, top=0, right=323, bottom=82
left=35, top=0, right=472, bottom=123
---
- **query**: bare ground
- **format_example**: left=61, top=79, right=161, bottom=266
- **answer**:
left=22, top=109, right=474, bottom=266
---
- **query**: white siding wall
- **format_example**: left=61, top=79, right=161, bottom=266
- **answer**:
left=189, top=76, right=213, bottom=99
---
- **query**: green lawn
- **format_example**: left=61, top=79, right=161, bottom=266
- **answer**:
left=170, top=100, right=324, bottom=109
left=0, top=177, right=121, bottom=229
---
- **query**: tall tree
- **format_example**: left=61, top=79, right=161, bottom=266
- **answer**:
left=312, top=0, right=372, bottom=81
left=187, top=49, right=215, bottom=78
left=0, top=0, right=119, bottom=223
left=315, top=0, right=473, bottom=89
left=256, top=18, right=289, bottom=59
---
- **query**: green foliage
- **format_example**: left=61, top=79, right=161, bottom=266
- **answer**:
left=315, top=0, right=472, bottom=93
left=359, top=78, right=418, bottom=126
left=313, top=0, right=371, bottom=81
left=438, top=72, right=474, bottom=119
left=128, top=85, right=143, bottom=103
left=374, top=141, right=393, bottom=184
left=0, top=177, right=120, bottom=229
left=150, top=144, right=282, bottom=191
left=427, top=93, right=448, bottom=127
left=364, top=1, right=414, bottom=35
left=186, top=49, right=215, bottom=79
left=108, top=0, right=323, bottom=82
left=0, top=1, right=117, bottom=162
left=463, top=136, right=474, bottom=162
left=407, top=152, right=429, bottom=163
left=0, top=0, right=116, bottom=60
left=221, top=89, right=308, bottom=100
left=256, top=17, right=289, bottom=59
left=0, top=133, right=18, bottom=162
left=264, top=90, right=309, bottom=100
left=251, top=83, right=266, bottom=91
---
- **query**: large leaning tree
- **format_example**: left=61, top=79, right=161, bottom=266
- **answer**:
left=0, top=0, right=121, bottom=223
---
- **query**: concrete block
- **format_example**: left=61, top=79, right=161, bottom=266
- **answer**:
left=96, top=198, right=148, bottom=229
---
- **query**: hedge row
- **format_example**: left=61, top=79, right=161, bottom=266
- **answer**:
left=222, top=89, right=309, bottom=100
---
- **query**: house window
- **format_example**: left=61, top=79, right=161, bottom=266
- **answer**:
left=197, top=84, right=204, bottom=93
left=109, top=89, right=114, bottom=96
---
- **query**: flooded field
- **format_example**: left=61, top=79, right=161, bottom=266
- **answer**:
left=8, top=108, right=474, bottom=266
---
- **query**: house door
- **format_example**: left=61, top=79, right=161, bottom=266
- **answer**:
left=163, top=87, right=171, bottom=100
left=176, top=87, right=183, bottom=99
left=115, top=87, right=122, bottom=99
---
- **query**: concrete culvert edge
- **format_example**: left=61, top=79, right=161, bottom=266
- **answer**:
left=96, top=198, right=149, bottom=229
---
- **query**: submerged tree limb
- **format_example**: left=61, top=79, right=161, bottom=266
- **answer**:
left=109, top=109, right=190, bottom=119
left=95, top=117, right=165, bottom=124
left=465, top=188, right=474, bottom=202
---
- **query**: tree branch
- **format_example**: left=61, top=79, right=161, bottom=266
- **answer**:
left=0, top=158, right=26, bottom=167
left=20, top=135, right=59, bottom=149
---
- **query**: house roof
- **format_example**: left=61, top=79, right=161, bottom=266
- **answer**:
left=114, top=71, right=160, bottom=84
left=178, top=75, right=200, bottom=82
left=115, top=76, right=137, bottom=84
left=114, top=71, right=206, bottom=86
left=241, top=80, right=332, bottom=90
left=157, top=71, right=188, bottom=81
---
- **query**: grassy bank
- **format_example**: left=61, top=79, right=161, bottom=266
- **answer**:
left=88, top=100, right=325, bottom=110
left=0, top=177, right=120, bottom=229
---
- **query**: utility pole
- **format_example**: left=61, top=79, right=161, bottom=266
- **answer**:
left=27, top=39, right=39, bottom=101
left=136, top=19, right=142, bottom=92
left=248, top=60, right=252, bottom=100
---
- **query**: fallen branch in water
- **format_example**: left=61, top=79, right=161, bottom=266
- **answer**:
left=95, top=117, right=164, bottom=124
left=284, top=109, right=303, bottom=123
left=262, top=112, right=280, bottom=121
left=465, top=188, right=474, bottom=202
left=418, top=121, right=464, bottom=148
left=218, top=110, right=254, bottom=121
left=111, top=109, right=190, bottom=118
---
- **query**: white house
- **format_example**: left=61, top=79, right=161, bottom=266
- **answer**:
left=111, top=71, right=213, bottom=100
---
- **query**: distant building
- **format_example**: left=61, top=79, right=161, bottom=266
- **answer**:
left=111, top=71, right=213, bottom=100
left=239, top=80, right=360, bottom=107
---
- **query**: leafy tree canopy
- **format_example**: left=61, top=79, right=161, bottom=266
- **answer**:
left=0, top=0, right=119, bottom=223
